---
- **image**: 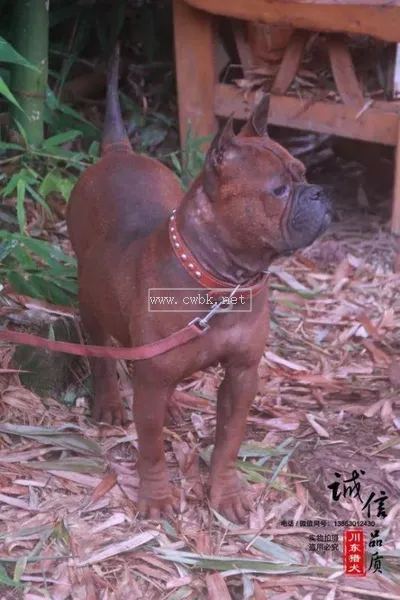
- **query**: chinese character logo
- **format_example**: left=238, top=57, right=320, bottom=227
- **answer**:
left=344, top=529, right=365, bottom=576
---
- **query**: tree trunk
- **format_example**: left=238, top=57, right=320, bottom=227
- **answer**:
left=10, top=0, right=49, bottom=146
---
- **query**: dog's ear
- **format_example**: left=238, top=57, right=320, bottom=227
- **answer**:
left=205, top=115, right=237, bottom=170
left=203, top=115, right=238, bottom=200
left=239, top=95, right=270, bottom=138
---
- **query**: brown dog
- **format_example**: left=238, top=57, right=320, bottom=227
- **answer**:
left=67, top=47, right=331, bottom=522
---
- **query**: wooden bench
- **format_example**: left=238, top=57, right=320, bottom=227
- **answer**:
left=173, top=0, right=400, bottom=233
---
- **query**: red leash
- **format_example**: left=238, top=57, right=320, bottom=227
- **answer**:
left=0, top=321, right=206, bottom=360
left=0, top=215, right=269, bottom=361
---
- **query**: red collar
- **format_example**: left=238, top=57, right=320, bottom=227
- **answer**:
left=168, top=210, right=269, bottom=299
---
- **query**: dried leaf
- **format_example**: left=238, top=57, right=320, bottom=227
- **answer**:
left=306, top=414, right=330, bottom=438
left=388, top=358, right=400, bottom=388
left=206, top=573, right=231, bottom=599
left=76, top=531, right=159, bottom=566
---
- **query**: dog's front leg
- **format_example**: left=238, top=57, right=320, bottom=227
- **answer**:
left=133, top=375, right=177, bottom=519
left=209, top=363, right=259, bottom=522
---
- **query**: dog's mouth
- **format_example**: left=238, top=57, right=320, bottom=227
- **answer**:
left=282, top=184, right=333, bottom=252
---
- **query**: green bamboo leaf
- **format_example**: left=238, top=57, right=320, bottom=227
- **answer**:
left=151, top=112, right=174, bottom=126
left=7, top=271, right=42, bottom=297
left=0, top=76, right=21, bottom=109
left=45, top=87, right=100, bottom=138
left=23, top=458, right=105, bottom=474
left=50, top=276, right=77, bottom=295
left=154, top=548, right=335, bottom=575
left=0, top=36, right=38, bottom=70
left=168, top=588, right=193, bottom=600
left=75, top=532, right=159, bottom=568
left=191, top=135, right=212, bottom=148
left=268, top=443, right=298, bottom=487
left=13, top=557, right=27, bottom=583
left=0, top=563, right=21, bottom=588
left=13, top=119, right=29, bottom=146
left=0, top=554, right=71, bottom=564
left=0, top=525, right=53, bottom=542
left=171, top=153, right=182, bottom=174
left=16, top=179, right=26, bottom=233
left=237, top=463, right=268, bottom=483
left=0, top=239, right=18, bottom=262
left=15, top=236, right=75, bottom=265
left=57, top=102, right=99, bottom=130
left=0, top=141, right=24, bottom=151
left=52, top=519, right=70, bottom=545
left=9, top=272, right=41, bottom=295
left=48, top=323, right=55, bottom=342
left=0, top=423, right=101, bottom=454
left=58, top=177, right=75, bottom=201
left=7, top=244, right=36, bottom=270
left=39, top=171, right=64, bottom=200
left=69, top=152, right=87, bottom=163
left=25, top=184, right=51, bottom=213
left=238, top=443, right=287, bottom=459
left=33, top=278, right=76, bottom=306
left=212, top=510, right=300, bottom=564
left=0, top=424, right=69, bottom=436
left=44, top=108, right=99, bottom=142
left=42, top=130, right=82, bottom=148
left=38, top=265, right=76, bottom=277
left=88, top=141, right=99, bottom=157
left=161, top=520, right=177, bottom=537
left=2, top=173, right=20, bottom=196
left=19, top=166, right=38, bottom=184
left=37, top=145, right=77, bottom=159
left=14, top=243, right=61, bottom=272
left=31, top=273, right=78, bottom=306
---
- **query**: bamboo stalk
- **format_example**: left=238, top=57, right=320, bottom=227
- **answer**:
left=10, top=0, right=49, bottom=146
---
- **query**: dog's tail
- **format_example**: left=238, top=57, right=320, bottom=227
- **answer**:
left=101, top=42, right=132, bottom=155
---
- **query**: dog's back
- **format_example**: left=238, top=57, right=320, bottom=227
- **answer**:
left=67, top=44, right=183, bottom=260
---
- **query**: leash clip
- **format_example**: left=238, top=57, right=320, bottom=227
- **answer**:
left=189, top=317, right=211, bottom=332
left=188, top=284, right=240, bottom=332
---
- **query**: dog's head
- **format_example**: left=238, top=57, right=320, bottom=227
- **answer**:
left=200, top=96, right=332, bottom=261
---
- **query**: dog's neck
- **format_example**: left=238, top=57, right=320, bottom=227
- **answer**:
left=175, top=178, right=276, bottom=285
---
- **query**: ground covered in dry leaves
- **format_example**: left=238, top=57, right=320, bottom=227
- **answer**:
left=0, top=169, right=400, bottom=599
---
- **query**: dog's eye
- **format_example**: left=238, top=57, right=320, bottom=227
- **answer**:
left=273, top=185, right=290, bottom=198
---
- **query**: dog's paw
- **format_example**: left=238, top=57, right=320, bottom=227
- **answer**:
left=138, top=484, right=179, bottom=520
left=210, top=473, right=252, bottom=523
left=92, top=400, right=128, bottom=426
left=212, top=489, right=252, bottom=523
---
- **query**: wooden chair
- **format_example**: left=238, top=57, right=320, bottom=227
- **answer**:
left=173, top=0, right=400, bottom=233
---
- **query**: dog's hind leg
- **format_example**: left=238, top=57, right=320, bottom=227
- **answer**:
left=80, top=303, right=126, bottom=425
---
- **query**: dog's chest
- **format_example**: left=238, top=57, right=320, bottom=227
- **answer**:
left=189, top=311, right=269, bottom=372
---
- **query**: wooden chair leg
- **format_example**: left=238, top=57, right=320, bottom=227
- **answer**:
left=327, top=34, right=364, bottom=107
left=173, top=0, right=216, bottom=149
left=392, top=118, right=400, bottom=235
left=232, top=20, right=254, bottom=71
left=271, top=29, right=310, bottom=95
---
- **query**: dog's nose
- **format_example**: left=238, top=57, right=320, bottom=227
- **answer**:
left=309, top=185, right=325, bottom=202
left=311, top=185, right=333, bottom=213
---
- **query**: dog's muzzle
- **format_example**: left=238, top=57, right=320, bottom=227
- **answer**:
left=283, top=184, right=332, bottom=251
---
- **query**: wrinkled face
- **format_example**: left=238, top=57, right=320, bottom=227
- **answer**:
left=202, top=101, right=332, bottom=260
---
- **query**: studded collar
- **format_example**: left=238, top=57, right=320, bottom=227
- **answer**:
left=168, top=209, right=269, bottom=299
